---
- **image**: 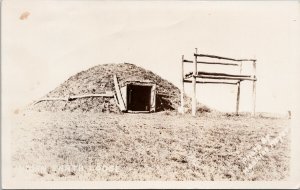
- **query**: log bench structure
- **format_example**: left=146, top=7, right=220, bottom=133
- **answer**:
left=180, top=48, right=257, bottom=116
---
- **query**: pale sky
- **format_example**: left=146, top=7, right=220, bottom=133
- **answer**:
left=2, top=0, right=300, bottom=114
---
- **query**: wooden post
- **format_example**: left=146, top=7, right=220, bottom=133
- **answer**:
left=192, top=48, right=198, bottom=116
left=180, top=55, right=185, bottom=114
left=236, top=81, right=241, bottom=115
left=236, top=62, right=242, bottom=115
left=113, top=75, right=126, bottom=112
left=252, top=60, right=256, bottom=116
left=239, top=61, right=243, bottom=74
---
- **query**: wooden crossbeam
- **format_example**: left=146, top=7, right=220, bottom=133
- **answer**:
left=34, top=92, right=114, bottom=105
left=198, top=71, right=251, bottom=78
left=184, top=71, right=253, bottom=79
left=194, top=53, right=256, bottom=62
left=196, top=61, right=239, bottom=66
left=69, top=92, right=114, bottom=100
left=183, top=59, right=193, bottom=63
left=184, top=73, right=193, bottom=79
left=183, top=79, right=238, bottom=85
left=34, top=97, right=68, bottom=104
left=196, top=75, right=256, bottom=81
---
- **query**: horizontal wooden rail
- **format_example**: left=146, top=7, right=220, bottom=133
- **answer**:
left=184, top=73, right=193, bottom=79
left=196, top=75, right=256, bottom=81
left=34, top=92, right=114, bottom=104
left=194, top=53, right=256, bottom=62
left=184, top=71, right=252, bottom=79
left=198, top=71, right=251, bottom=78
left=69, top=92, right=114, bottom=100
left=196, top=61, right=239, bottom=66
left=183, top=59, right=193, bottom=63
left=183, top=79, right=238, bottom=85
left=35, top=97, right=68, bottom=103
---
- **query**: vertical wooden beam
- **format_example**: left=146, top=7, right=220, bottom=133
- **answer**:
left=239, top=61, right=243, bottom=74
left=236, top=81, right=241, bottom=115
left=252, top=60, right=257, bottom=116
left=236, top=62, right=242, bottom=115
left=180, top=55, right=185, bottom=114
left=192, top=48, right=198, bottom=116
left=113, top=75, right=126, bottom=112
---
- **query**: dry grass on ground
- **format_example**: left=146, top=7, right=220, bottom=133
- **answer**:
left=11, top=111, right=290, bottom=181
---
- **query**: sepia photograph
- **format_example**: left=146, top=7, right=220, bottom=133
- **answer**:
left=1, top=0, right=300, bottom=189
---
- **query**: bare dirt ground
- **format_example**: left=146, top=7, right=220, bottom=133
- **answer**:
left=11, top=111, right=290, bottom=181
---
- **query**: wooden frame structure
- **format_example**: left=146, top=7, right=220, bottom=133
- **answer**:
left=180, top=49, right=257, bottom=116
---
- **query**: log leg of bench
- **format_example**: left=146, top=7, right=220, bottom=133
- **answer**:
left=236, top=81, right=241, bottom=115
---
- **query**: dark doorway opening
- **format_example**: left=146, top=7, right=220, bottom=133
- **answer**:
left=127, top=85, right=152, bottom=112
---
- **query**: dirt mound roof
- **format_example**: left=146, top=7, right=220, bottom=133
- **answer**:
left=30, top=63, right=210, bottom=113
